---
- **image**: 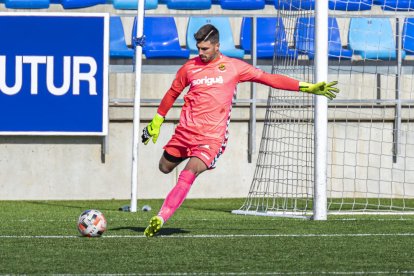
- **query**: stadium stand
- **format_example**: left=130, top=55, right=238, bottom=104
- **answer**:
left=274, top=0, right=315, bottom=10
left=373, top=0, right=414, bottom=11
left=220, top=0, right=265, bottom=10
left=110, top=16, right=134, bottom=58
left=294, top=17, right=352, bottom=59
left=329, top=0, right=373, bottom=11
left=59, top=0, right=106, bottom=9
left=348, top=18, right=405, bottom=60
left=403, top=18, right=414, bottom=55
left=113, top=0, right=158, bottom=10
left=186, top=17, right=245, bottom=59
left=5, top=0, right=409, bottom=63
left=166, top=0, right=211, bottom=10
left=5, top=0, right=49, bottom=8
left=132, top=16, right=190, bottom=58
left=240, top=17, right=297, bottom=59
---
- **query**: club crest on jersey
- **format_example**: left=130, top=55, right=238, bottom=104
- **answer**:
left=218, top=63, right=226, bottom=72
left=191, top=75, right=224, bottom=86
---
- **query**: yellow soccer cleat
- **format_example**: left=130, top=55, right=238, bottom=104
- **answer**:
left=144, top=216, right=164, bottom=237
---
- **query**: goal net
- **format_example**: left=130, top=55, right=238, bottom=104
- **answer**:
left=233, top=1, right=414, bottom=218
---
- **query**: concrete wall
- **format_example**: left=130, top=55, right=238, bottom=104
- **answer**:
left=0, top=121, right=261, bottom=200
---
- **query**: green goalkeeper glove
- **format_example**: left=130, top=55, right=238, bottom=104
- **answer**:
left=299, top=81, right=339, bottom=100
left=141, top=113, right=165, bottom=145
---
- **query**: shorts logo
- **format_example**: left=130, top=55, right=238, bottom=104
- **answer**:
left=218, top=63, right=226, bottom=72
left=200, top=152, right=210, bottom=160
left=198, top=144, right=210, bottom=149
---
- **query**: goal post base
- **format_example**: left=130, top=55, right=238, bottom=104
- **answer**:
left=231, top=209, right=311, bottom=220
left=232, top=209, right=414, bottom=217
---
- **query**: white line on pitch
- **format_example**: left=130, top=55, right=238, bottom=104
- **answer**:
left=22, top=271, right=414, bottom=275
left=1, top=233, right=414, bottom=239
left=8, top=217, right=414, bottom=223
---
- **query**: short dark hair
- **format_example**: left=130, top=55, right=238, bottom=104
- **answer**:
left=194, top=24, right=219, bottom=44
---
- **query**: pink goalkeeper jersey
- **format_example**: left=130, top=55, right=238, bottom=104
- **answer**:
left=158, top=54, right=300, bottom=141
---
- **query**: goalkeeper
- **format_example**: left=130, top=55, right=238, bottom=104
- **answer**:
left=142, top=24, right=339, bottom=237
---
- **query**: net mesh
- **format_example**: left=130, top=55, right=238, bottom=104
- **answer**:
left=235, top=1, right=414, bottom=217
left=236, top=7, right=315, bottom=217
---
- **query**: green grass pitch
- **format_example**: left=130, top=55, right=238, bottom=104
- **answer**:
left=1, top=199, right=414, bottom=275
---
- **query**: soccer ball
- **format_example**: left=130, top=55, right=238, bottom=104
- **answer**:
left=77, top=209, right=107, bottom=237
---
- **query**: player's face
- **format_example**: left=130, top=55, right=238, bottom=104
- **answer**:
left=196, top=40, right=220, bottom=63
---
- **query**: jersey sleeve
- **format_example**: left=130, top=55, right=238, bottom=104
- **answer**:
left=234, top=59, right=300, bottom=91
left=157, top=64, right=189, bottom=117
left=253, top=72, right=300, bottom=91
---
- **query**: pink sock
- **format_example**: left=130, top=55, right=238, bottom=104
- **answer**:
left=158, top=170, right=196, bottom=223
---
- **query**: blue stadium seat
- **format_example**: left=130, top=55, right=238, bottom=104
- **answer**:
left=348, top=18, right=405, bottom=60
left=166, top=0, right=211, bottom=9
left=113, top=0, right=158, bottom=9
left=294, top=17, right=352, bottom=59
left=220, top=0, right=265, bottom=10
left=132, top=17, right=190, bottom=59
left=373, top=0, right=414, bottom=11
left=274, top=0, right=314, bottom=10
left=240, top=17, right=297, bottom=59
left=329, top=0, right=372, bottom=10
left=60, top=0, right=106, bottom=8
left=5, top=0, right=49, bottom=8
left=186, top=17, right=245, bottom=59
left=265, top=0, right=275, bottom=4
left=110, top=16, right=134, bottom=58
left=403, top=18, right=414, bottom=55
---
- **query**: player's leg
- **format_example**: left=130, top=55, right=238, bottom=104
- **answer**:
left=158, top=133, right=189, bottom=174
left=145, top=137, right=223, bottom=237
left=158, top=150, right=184, bottom=174
left=145, top=157, right=207, bottom=237
left=182, top=156, right=209, bottom=176
left=157, top=157, right=207, bottom=222
left=145, top=151, right=187, bottom=237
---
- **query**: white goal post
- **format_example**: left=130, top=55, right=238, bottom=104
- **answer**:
left=313, top=0, right=329, bottom=220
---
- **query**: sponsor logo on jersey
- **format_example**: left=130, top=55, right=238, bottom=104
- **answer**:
left=191, top=75, right=224, bottom=86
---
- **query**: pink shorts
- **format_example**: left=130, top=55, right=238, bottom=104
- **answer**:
left=163, top=131, right=226, bottom=169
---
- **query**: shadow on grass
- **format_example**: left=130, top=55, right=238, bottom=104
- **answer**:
left=110, top=226, right=190, bottom=236
left=26, top=200, right=121, bottom=212
left=27, top=201, right=88, bottom=210
left=181, top=205, right=234, bottom=214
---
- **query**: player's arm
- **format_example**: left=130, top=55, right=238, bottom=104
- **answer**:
left=235, top=60, right=339, bottom=100
left=141, top=66, right=188, bottom=145
left=255, top=72, right=339, bottom=100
